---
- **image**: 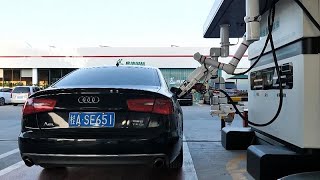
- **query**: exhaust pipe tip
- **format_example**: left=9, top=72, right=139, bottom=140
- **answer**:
left=23, top=157, right=34, bottom=167
left=153, top=158, right=165, bottom=168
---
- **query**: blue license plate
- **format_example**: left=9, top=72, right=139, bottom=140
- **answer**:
left=68, top=112, right=115, bottom=127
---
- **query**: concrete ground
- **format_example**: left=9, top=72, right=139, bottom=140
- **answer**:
left=0, top=103, right=254, bottom=180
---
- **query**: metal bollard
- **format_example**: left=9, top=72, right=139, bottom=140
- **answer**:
left=243, top=109, right=248, bottom=127
left=221, top=117, right=226, bottom=129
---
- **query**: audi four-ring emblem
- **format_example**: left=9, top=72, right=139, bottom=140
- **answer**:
left=78, top=96, right=100, bottom=104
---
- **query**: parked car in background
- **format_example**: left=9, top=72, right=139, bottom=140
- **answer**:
left=177, top=92, right=193, bottom=106
left=204, top=82, right=239, bottom=104
left=11, top=86, right=41, bottom=106
left=0, top=88, right=13, bottom=106
left=222, top=82, right=239, bottom=96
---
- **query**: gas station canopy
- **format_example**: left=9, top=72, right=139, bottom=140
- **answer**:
left=203, top=0, right=272, bottom=38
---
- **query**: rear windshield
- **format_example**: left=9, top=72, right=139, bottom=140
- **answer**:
left=13, top=87, right=30, bottom=93
left=0, top=88, right=12, bottom=92
left=53, top=67, right=161, bottom=87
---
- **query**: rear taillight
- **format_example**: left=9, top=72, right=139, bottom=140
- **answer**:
left=127, top=98, right=173, bottom=115
left=127, top=99, right=154, bottom=112
left=22, top=98, right=57, bottom=115
left=153, top=99, right=173, bottom=115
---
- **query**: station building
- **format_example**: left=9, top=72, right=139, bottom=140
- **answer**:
left=0, top=46, right=248, bottom=89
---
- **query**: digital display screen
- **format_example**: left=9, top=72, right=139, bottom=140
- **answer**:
left=250, top=63, right=293, bottom=90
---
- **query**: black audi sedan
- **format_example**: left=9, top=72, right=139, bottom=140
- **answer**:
left=19, top=66, right=183, bottom=169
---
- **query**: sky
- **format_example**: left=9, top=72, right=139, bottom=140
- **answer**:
left=0, top=0, right=232, bottom=47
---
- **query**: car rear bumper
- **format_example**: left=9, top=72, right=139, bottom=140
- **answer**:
left=19, top=131, right=182, bottom=166
left=21, top=153, right=168, bottom=167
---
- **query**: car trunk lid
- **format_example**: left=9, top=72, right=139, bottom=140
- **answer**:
left=23, top=88, right=172, bottom=138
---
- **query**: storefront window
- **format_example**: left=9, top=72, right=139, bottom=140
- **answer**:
left=12, top=70, right=20, bottom=81
left=3, top=69, right=23, bottom=87
left=62, top=69, right=75, bottom=77
left=0, top=68, right=77, bottom=88
left=21, top=77, right=32, bottom=86
left=50, top=69, right=62, bottom=84
left=3, top=69, right=12, bottom=82
left=38, top=68, right=76, bottom=88
left=38, top=69, right=49, bottom=88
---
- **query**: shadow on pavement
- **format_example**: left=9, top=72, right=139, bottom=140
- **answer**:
left=38, top=165, right=183, bottom=180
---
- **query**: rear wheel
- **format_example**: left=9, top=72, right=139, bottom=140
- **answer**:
left=169, top=147, right=183, bottom=169
left=0, top=98, right=5, bottom=106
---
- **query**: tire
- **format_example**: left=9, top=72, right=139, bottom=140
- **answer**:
left=0, top=98, right=5, bottom=106
left=169, top=147, right=183, bottom=169
left=13, top=104, right=18, bottom=106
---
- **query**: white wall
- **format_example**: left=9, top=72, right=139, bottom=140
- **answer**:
left=0, top=46, right=249, bottom=78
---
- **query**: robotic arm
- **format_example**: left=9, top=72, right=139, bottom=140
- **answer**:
left=177, top=36, right=252, bottom=98
left=176, top=37, right=252, bottom=120
left=177, top=64, right=218, bottom=98
left=176, top=0, right=261, bottom=120
left=193, top=37, right=252, bottom=75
